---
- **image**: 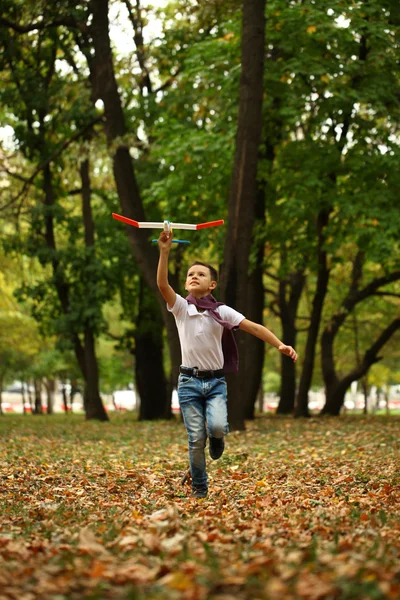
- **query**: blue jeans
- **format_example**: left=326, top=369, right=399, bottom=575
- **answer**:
left=178, top=373, right=229, bottom=494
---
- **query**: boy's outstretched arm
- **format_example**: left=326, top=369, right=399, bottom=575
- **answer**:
left=239, top=319, right=298, bottom=362
left=157, top=230, right=176, bottom=307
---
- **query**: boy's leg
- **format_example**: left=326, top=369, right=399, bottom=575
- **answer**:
left=205, top=377, right=229, bottom=460
left=178, top=376, right=208, bottom=496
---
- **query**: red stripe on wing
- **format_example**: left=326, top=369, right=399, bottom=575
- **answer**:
left=112, top=213, right=140, bottom=228
left=196, top=220, right=224, bottom=230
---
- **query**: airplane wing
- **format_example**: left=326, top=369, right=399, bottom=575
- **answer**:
left=112, top=213, right=224, bottom=230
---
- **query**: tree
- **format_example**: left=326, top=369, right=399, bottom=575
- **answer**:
left=256, top=0, right=400, bottom=416
left=320, top=254, right=400, bottom=415
left=0, top=19, right=113, bottom=419
left=218, top=0, right=266, bottom=430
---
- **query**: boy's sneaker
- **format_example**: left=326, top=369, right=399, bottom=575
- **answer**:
left=191, top=488, right=208, bottom=499
left=209, top=436, right=225, bottom=460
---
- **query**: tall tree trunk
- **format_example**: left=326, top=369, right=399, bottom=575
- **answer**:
left=295, top=209, right=331, bottom=417
left=45, top=378, right=55, bottom=414
left=28, top=382, right=34, bottom=408
left=83, top=328, right=108, bottom=420
left=136, top=278, right=169, bottom=420
left=34, top=380, right=42, bottom=414
left=242, top=183, right=267, bottom=420
left=61, top=382, right=69, bottom=413
left=42, top=160, right=108, bottom=420
left=88, top=0, right=181, bottom=413
left=219, top=0, right=266, bottom=431
left=276, top=269, right=305, bottom=414
left=21, top=385, right=26, bottom=414
left=80, top=159, right=109, bottom=421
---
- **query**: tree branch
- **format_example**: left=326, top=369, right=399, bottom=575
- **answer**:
left=0, top=16, right=83, bottom=34
left=264, top=270, right=280, bottom=282
left=154, top=67, right=183, bottom=94
left=371, top=292, right=400, bottom=298
left=342, top=318, right=400, bottom=385
left=122, top=0, right=153, bottom=95
left=0, top=167, right=29, bottom=184
left=0, top=114, right=104, bottom=212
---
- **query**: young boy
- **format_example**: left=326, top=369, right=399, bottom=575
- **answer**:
left=157, top=229, right=297, bottom=498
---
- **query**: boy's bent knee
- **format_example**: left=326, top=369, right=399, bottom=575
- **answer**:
left=208, top=425, right=225, bottom=439
left=188, top=435, right=206, bottom=448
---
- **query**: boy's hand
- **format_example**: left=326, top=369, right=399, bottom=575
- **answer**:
left=278, top=344, right=298, bottom=362
left=158, top=228, right=173, bottom=252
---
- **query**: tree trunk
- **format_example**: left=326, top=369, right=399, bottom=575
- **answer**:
left=219, top=0, right=266, bottom=431
left=136, top=278, right=169, bottom=420
left=34, top=380, right=43, bottom=414
left=22, top=385, right=26, bottom=414
left=45, top=378, right=55, bottom=414
left=88, top=0, right=181, bottom=406
left=61, top=382, right=69, bottom=413
left=276, top=269, right=305, bottom=414
left=42, top=159, right=108, bottom=420
left=83, top=328, right=108, bottom=421
left=80, top=159, right=109, bottom=421
left=277, top=321, right=297, bottom=414
left=242, top=184, right=267, bottom=420
left=295, top=209, right=331, bottom=417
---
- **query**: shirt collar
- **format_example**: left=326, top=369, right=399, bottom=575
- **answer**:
left=187, top=303, right=208, bottom=316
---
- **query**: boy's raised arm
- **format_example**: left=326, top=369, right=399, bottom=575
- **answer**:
left=157, top=230, right=176, bottom=308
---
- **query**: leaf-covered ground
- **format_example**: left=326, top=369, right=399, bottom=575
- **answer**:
left=0, top=414, right=399, bottom=600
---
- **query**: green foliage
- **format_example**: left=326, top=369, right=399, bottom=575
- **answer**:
left=1, top=0, right=399, bottom=401
left=261, top=0, right=400, bottom=273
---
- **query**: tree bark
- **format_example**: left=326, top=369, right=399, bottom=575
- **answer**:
left=45, top=378, right=55, bottom=414
left=83, top=327, right=108, bottom=420
left=276, top=269, right=305, bottom=414
left=136, top=278, right=169, bottom=420
left=80, top=159, right=109, bottom=421
left=295, top=208, right=331, bottom=417
left=33, top=380, right=43, bottom=414
left=219, top=0, right=266, bottom=431
left=88, top=0, right=181, bottom=416
left=242, top=182, right=267, bottom=420
left=61, top=382, right=69, bottom=413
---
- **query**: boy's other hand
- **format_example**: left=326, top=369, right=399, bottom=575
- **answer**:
left=278, top=344, right=298, bottom=362
left=158, top=228, right=173, bottom=252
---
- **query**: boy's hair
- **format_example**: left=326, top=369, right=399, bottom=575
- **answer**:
left=188, top=261, right=218, bottom=282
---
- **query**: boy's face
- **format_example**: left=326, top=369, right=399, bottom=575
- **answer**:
left=184, top=264, right=217, bottom=298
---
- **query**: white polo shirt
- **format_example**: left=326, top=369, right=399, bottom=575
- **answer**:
left=168, top=294, right=245, bottom=370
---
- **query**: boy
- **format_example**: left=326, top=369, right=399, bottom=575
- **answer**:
left=157, top=229, right=297, bottom=498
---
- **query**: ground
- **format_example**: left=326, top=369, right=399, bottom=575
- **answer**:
left=0, top=413, right=399, bottom=599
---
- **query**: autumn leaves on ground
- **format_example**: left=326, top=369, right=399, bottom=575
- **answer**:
left=1, top=415, right=399, bottom=600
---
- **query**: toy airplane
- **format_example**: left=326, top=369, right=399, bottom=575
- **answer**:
left=112, top=213, right=224, bottom=245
